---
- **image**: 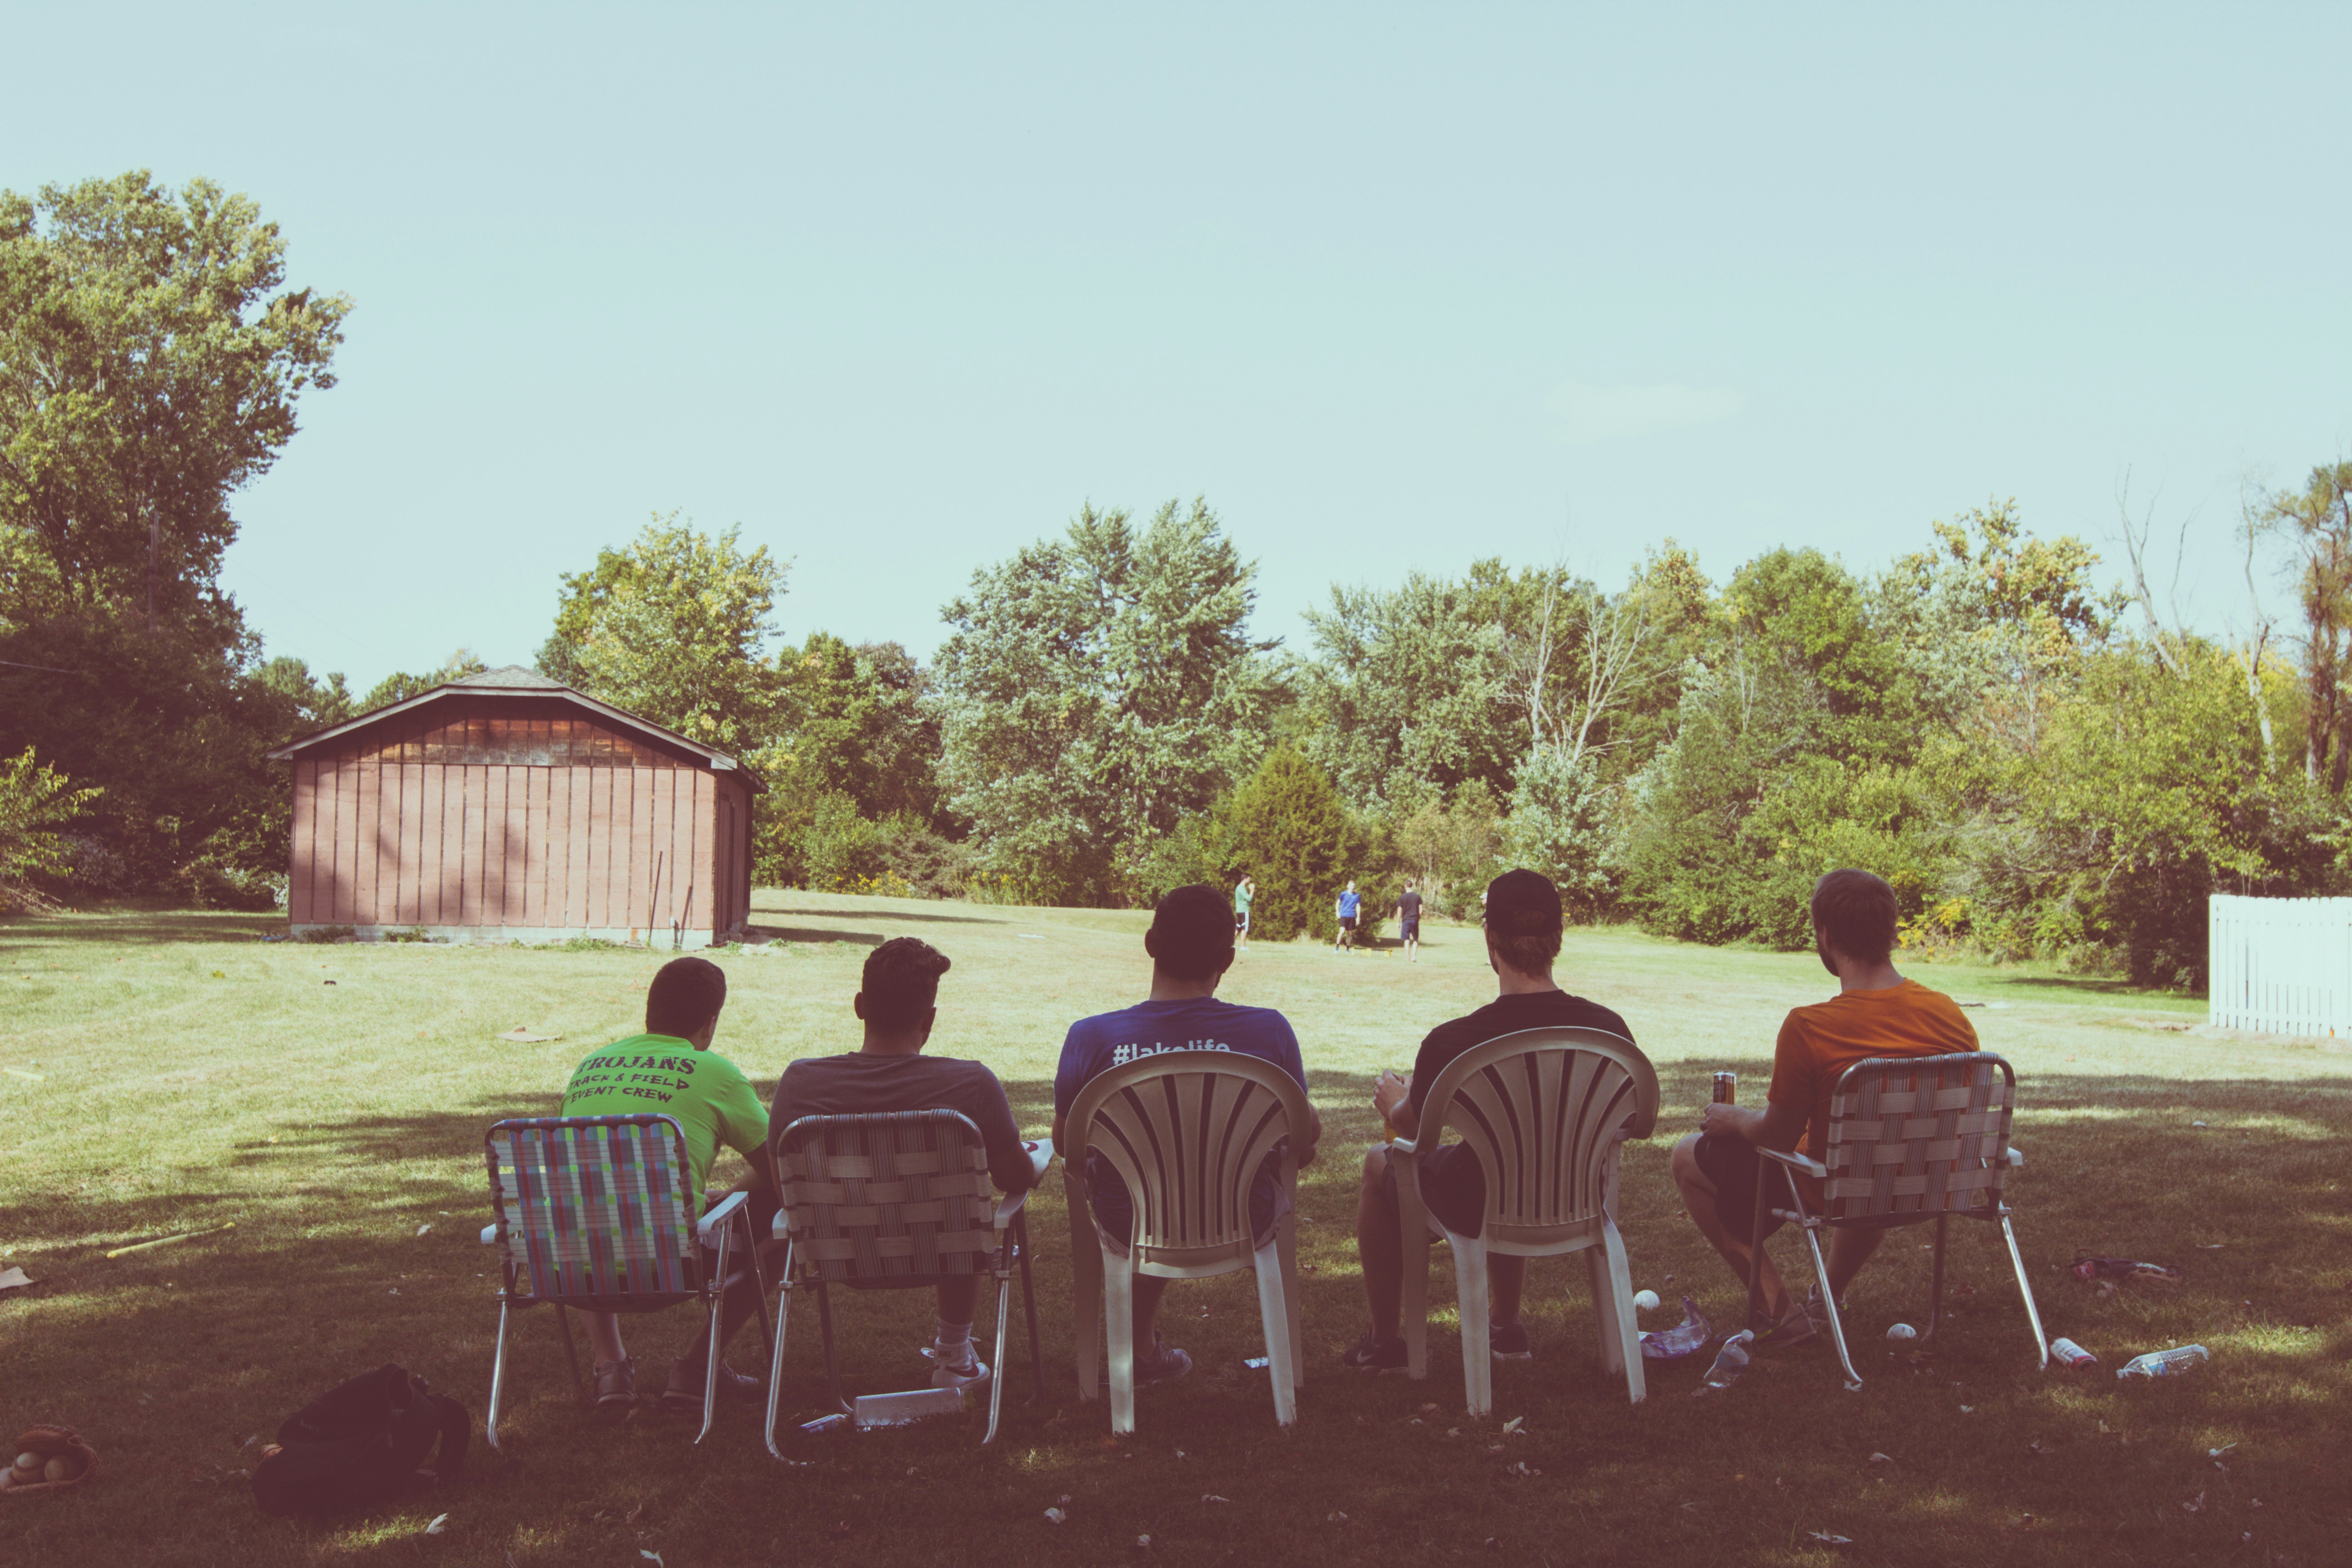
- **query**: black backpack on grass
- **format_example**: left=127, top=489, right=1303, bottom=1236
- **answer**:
left=251, top=1365, right=470, bottom=1518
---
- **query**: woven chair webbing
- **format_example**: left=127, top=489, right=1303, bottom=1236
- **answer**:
left=487, top=1117, right=699, bottom=1302
left=1823, top=1058, right=2015, bottom=1220
left=1083, top=1069, right=1291, bottom=1252
left=779, top=1110, right=995, bottom=1283
left=1441, top=1048, right=1637, bottom=1229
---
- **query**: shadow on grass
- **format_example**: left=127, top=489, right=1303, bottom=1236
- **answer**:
left=755, top=905, right=1008, bottom=926
left=742, top=925, right=888, bottom=948
left=0, top=911, right=282, bottom=948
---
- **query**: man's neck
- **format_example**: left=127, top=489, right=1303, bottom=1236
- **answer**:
left=858, top=1029, right=927, bottom=1058
left=1147, top=970, right=1220, bottom=1002
left=1494, top=964, right=1561, bottom=997
left=1835, top=961, right=1906, bottom=994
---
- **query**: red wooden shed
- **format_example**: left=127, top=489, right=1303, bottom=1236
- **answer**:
left=267, top=665, right=761, bottom=946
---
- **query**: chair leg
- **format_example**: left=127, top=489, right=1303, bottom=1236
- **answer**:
left=1104, top=1245, right=1137, bottom=1436
left=1277, top=1209, right=1305, bottom=1392
left=1068, top=1168, right=1103, bottom=1402
left=1925, top=1215, right=1949, bottom=1342
left=1999, top=1215, right=2052, bottom=1371
left=1396, top=1158, right=1434, bottom=1380
left=1746, top=1169, right=1774, bottom=1333
left=554, top=1303, right=587, bottom=1407
left=1254, top=1239, right=1298, bottom=1427
left=1585, top=1248, right=1622, bottom=1376
left=816, top=1281, right=849, bottom=1415
left=696, top=1223, right=730, bottom=1446
left=1598, top=1220, right=1646, bottom=1405
left=487, top=1296, right=514, bottom=1452
left=1016, top=1212, right=1044, bottom=1403
left=985, top=1273, right=1012, bottom=1445
left=1799, top=1223, right=1862, bottom=1390
left=763, top=1261, right=796, bottom=1463
left=1453, top=1231, right=1493, bottom=1419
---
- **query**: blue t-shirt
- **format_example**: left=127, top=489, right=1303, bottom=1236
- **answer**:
left=1338, top=889, right=1360, bottom=917
left=1054, top=997, right=1307, bottom=1242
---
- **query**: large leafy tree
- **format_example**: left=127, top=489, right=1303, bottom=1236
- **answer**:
left=934, top=499, right=1278, bottom=906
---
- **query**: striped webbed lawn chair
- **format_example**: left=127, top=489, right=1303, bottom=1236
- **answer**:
left=764, top=1111, right=1049, bottom=1452
left=1748, top=1051, right=2050, bottom=1388
left=480, top=1113, right=774, bottom=1447
left=1391, top=1027, right=1659, bottom=1416
left=1063, top=1054, right=1313, bottom=1434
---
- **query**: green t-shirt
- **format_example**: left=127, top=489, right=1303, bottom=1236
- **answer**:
left=559, top=1033, right=769, bottom=1205
left=1234, top=881, right=1253, bottom=913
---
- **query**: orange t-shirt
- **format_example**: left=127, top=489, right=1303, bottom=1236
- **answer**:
left=1768, top=979, right=1979, bottom=1167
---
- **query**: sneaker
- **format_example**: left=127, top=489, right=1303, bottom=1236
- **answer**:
left=1753, top=1299, right=1820, bottom=1351
left=1488, top=1322, right=1533, bottom=1361
left=659, top=1357, right=765, bottom=1412
left=591, top=1357, right=637, bottom=1418
left=1342, top=1333, right=1409, bottom=1373
left=922, top=1344, right=992, bottom=1392
left=1133, top=1338, right=1193, bottom=1385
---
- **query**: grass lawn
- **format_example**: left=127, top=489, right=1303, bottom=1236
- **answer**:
left=2, top=891, right=2347, bottom=1568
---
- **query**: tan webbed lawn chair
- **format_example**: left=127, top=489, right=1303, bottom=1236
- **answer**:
left=1392, top=1027, right=1659, bottom=1416
left=1064, top=1053, right=1311, bottom=1434
left=1747, top=1050, right=2050, bottom=1388
left=480, top=1113, right=774, bottom=1447
left=763, top=1111, right=1049, bottom=1453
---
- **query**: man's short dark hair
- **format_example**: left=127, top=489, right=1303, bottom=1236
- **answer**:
left=1485, top=868, right=1563, bottom=976
left=646, top=956, right=728, bottom=1039
left=860, top=937, right=952, bottom=1028
left=1146, top=884, right=1235, bottom=982
left=1811, top=869, right=1900, bottom=965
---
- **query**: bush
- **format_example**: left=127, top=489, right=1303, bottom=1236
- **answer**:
left=1497, top=747, right=1614, bottom=923
left=1217, top=748, right=1358, bottom=941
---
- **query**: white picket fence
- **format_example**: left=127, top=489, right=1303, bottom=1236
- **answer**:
left=2208, top=894, right=2352, bottom=1037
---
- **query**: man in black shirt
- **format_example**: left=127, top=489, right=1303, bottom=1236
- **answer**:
left=1393, top=880, right=1424, bottom=962
left=1345, top=869, right=1640, bottom=1371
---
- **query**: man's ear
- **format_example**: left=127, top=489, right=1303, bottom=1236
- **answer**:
left=853, top=992, right=870, bottom=1022
left=914, top=1007, right=938, bottom=1044
left=1212, top=946, right=1235, bottom=981
left=1143, top=926, right=1161, bottom=960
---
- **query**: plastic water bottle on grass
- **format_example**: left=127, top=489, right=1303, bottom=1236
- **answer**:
left=2117, top=1344, right=2209, bottom=1380
left=1697, top=1329, right=1754, bottom=1392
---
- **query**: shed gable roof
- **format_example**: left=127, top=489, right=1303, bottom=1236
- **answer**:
left=265, top=665, right=763, bottom=790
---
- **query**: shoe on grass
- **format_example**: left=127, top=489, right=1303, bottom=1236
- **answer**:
left=922, top=1344, right=992, bottom=1392
left=1488, top=1321, right=1533, bottom=1361
left=591, top=1357, right=637, bottom=1418
left=659, top=1357, right=765, bottom=1412
left=1342, top=1333, right=1408, bottom=1373
left=1133, top=1338, right=1193, bottom=1385
left=1753, top=1300, right=1820, bottom=1351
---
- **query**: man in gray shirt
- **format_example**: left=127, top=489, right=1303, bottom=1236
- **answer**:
left=768, top=936, right=1038, bottom=1389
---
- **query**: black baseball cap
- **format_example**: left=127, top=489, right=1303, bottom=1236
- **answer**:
left=1485, top=868, right=1563, bottom=934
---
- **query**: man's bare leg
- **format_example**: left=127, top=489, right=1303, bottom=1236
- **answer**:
left=588, top=1312, right=626, bottom=1365
left=1823, top=1226, right=1886, bottom=1306
left=1356, top=1147, right=1406, bottom=1339
left=1489, top=1254, right=1528, bottom=1328
left=1670, top=1132, right=1793, bottom=1321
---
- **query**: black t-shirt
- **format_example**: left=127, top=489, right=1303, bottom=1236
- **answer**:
left=1398, top=891, right=1422, bottom=924
left=1407, top=989, right=1635, bottom=1119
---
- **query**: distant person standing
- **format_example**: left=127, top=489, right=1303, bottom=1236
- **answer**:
left=1234, top=875, right=1255, bottom=951
left=1394, top=880, right=1423, bottom=962
left=1335, top=880, right=1362, bottom=954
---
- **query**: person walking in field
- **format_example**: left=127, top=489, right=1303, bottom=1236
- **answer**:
left=768, top=937, right=1041, bottom=1392
left=1671, top=868, right=1978, bottom=1345
left=1053, top=885, right=1323, bottom=1389
left=1344, top=869, right=1642, bottom=1372
left=1334, top=879, right=1361, bottom=953
left=556, top=956, right=781, bottom=1418
left=1394, top=879, right=1423, bottom=961
left=1234, top=875, right=1255, bottom=951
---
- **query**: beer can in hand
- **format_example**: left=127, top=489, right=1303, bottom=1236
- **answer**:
left=1711, top=1071, right=1737, bottom=1105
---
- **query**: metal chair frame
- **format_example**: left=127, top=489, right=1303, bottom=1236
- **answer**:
left=481, top=1112, right=775, bottom=1447
left=1064, top=1052, right=1312, bottom=1434
left=761, top=1111, right=1046, bottom=1455
left=1391, top=1027, right=1659, bottom=1416
left=1746, top=1050, right=2050, bottom=1388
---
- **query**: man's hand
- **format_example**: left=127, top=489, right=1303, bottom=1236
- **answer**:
left=1699, top=1101, right=1761, bottom=1141
left=1372, top=1069, right=1409, bottom=1122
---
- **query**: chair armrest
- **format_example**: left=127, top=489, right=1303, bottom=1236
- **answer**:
left=1024, top=1138, right=1055, bottom=1184
left=994, top=1187, right=1032, bottom=1229
left=2006, top=1147, right=2023, bottom=1167
left=1756, top=1146, right=1828, bottom=1179
left=696, top=1188, right=750, bottom=1248
left=479, top=1223, right=499, bottom=1245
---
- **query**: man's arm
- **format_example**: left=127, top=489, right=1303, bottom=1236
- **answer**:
left=1373, top=1070, right=1418, bottom=1143
left=1696, top=1095, right=1807, bottom=1151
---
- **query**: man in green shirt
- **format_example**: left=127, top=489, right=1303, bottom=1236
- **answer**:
left=559, top=956, right=777, bottom=1417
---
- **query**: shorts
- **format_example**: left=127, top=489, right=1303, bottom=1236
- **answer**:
left=1235, top=911, right=1251, bottom=934
left=1376, top=1142, right=1485, bottom=1238
left=1693, top=1133, right=1793, bottom=1243
left=1400, top=919, right=1420, bottom=942
left=1339, top=915, right=1358, bottom=931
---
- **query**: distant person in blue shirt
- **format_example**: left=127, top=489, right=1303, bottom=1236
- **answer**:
left=1052, top=884, right=1323, bottom=1387
left=1335, top=879, right=1362, bottom=953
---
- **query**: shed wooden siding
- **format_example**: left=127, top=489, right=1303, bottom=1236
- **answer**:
left=287, top=701, right=752, bottom=941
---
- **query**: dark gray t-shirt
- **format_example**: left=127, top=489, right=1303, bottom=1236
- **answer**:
left=769, top=1053, right=1034, bottom=1195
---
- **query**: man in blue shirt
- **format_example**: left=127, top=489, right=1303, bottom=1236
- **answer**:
left=1335, top=879, right=1362, bottom=953
left=1052, top=884, right=1323, bottom=1386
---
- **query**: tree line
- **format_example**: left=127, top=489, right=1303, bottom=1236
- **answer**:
left=6, top=174, right=2348, bottom=989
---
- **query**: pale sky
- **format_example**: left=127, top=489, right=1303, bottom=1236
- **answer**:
left=7, top=4, right=2347, bottom=686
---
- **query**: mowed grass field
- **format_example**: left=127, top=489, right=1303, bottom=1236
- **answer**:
left=2, top=890, right=2348, bottom=1568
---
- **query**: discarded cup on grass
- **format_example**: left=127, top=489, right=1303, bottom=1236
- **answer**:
left=1697, top=1330, right=1754, bottom=1392
left=2117, top=1344, right=2209, bottom=1381
left=2049, top=1337, right=2099, bottom=1369
left=2073, top=1255, right=2183, bottom=1284
left=1639, top=1297, right=1713, bottom=1361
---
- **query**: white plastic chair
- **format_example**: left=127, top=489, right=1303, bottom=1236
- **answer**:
left=1392, top=1027, right=1659, bottom=1416
left=1064, top=1053, right=1311, bottom=1434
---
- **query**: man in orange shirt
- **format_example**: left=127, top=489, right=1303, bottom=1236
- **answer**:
left=1671, top=869, right=1978, bottom=1343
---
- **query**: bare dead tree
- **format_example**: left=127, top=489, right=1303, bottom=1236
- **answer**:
left=1558, top=581, right=1655, bottom=771
left=2115, top=475, right=2191, bottom=678
left=2231, top=487, right=2277, bottom=763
